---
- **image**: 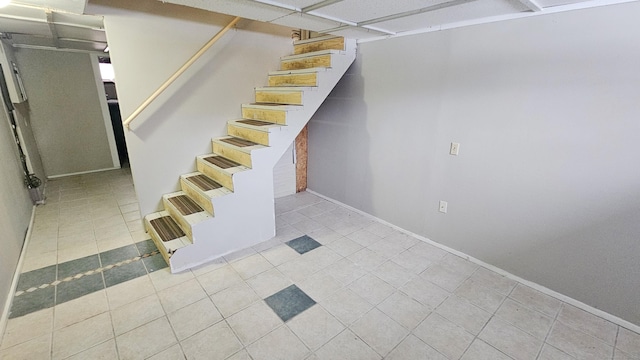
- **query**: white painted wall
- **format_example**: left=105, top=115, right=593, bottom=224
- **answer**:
left=274, top=144, right=296, bottom=198
left=13, top=48, right=118, bottom=177
left=308, top=2, right=640, bottom=325
left=0, top=94, right=33, bottom=323
left=89, top=0, right=293, bottom=216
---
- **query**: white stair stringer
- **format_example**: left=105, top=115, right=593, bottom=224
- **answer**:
left=258, top=39, right=357, bottom=168
left=168, top=164, right=276, bottom=273
left=163, top=39, right=357, bottom=273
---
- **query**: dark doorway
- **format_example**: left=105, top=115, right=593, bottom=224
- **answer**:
left=103, top=80, right=129, bottom=167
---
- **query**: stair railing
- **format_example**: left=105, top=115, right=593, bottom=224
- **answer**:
left=123, top=16, right=242, bottom=129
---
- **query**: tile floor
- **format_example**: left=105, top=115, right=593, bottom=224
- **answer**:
left=1, top=169, right=640, bottom=359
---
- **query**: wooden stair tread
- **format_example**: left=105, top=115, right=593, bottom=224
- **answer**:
left=196, top=154, right=248, bottom=192
left=180, top=172, right=232, bottom=215
left=185, top=174, right=223, bottom=191
left=213, top=136, right=267, bottom=152
left=293, top=35, right=342, bottom=45
left=269, top=67, right=327, bottom=76
left=255, top=86, right=315, bottom=92
left=149, top=215, right=185, bottom=242
left=237, top=119, right=274, bottom=127
left=167, top=194, right=203, bottom=216
left=219, top=137, right=257, bottom=148
left=242, top=103, right=302, bottom=110
left=281, top=49, right=341, bottom=61
left=203, top=155, right=241, bottom=169
left=229, top=119, right=282, bottom=133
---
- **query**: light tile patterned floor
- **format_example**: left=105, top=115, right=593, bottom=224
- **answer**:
left=1, top=169, right=640, bottom=359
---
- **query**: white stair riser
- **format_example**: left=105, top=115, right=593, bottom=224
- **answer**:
left=281, top=54, right=332, bottom=70
left=255, top=90, right=303, bottom=105
left=294, top=37, right=345, bottom=55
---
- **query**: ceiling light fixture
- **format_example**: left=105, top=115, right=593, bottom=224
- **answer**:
left=0, top=0, right=10, bottom=8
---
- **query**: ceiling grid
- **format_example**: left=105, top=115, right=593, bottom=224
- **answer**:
left=0, top=0, right=636, bottom=52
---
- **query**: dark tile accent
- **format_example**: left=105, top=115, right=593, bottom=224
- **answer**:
left=135, top=239, right=158, bottom=255
left=16, top=265, right=57, bottom=292
left=100, top=244, right=140, bottom=266
left=57, top=255, right=100, bottom=279
left=286, top=235, right=322, bottom=255
left=143, top=254, right=168, bottom=273
left=56, top=273, right=105, bottom=304
left=264, top=285, right=316, bottom=322
left=103, top=261, right=147, bottom=287
left=9, top=287, right=55, bottom=319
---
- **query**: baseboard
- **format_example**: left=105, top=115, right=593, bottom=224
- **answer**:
left=307, top=189, right=640, bottom=334
left=47, top=166, right=121, bottom=179
left=0, top=205, right=36, bottom=340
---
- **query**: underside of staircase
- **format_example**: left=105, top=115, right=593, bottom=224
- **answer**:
left=144, top=35, right=356, bottom=273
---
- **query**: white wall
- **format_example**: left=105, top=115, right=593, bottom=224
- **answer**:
left=274, top=144, right=296, bottom=198
left=308, top=2, right=640, bottom=325
left=89, top=0, right=293, bottom=216
left=13, top=48, right=117, bottom=177
left=0, top=95, right=33, bottom=322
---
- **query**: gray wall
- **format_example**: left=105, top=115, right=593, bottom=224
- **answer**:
left=90, top=0, right=293, bottom=216
left=0, top=42, right=45, bottom=183
left=308, top=3, right=640, bottom=325
left=0, top=97, right=33, bottom=321
left=14, top=49, right=116, bottom=177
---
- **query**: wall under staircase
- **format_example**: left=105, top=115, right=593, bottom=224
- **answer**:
left=145, top=36, right=356, bottom=272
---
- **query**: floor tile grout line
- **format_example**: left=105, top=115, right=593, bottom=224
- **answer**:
left=7, top=181, right=640, bottom=359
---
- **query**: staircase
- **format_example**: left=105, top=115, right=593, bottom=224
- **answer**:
left=144, top=35, right=356, bottom=273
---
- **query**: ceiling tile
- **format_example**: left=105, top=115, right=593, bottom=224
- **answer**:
left=326, top=25, right=388, bottom=39
left=254, top=0, right=325, bottom=10
left=162, top=0, right=293, bottom=22
left=313, top=0, right=451, bottom=23
left=373, top=0, right=530, bottom=33
left=271, top=11, right=342, bottom=30
left=537, top=0, right=587, bottom=7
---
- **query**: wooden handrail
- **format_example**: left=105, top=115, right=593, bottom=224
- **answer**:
left=123, top=16, right=242, bottom=129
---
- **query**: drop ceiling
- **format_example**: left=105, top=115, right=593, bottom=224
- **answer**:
left=0, top=0, right=106, bottom=53
left=0, top=0, right=634, bottom=54
left=160, top=0, right=637, bottom=40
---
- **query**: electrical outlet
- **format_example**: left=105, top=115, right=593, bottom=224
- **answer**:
left=439, top=201, right=448, bottom=213
left=450, top=142, right=460, bottom=156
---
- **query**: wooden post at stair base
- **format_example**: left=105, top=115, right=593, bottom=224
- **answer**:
left=295, top=125, right=308, bottom=192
